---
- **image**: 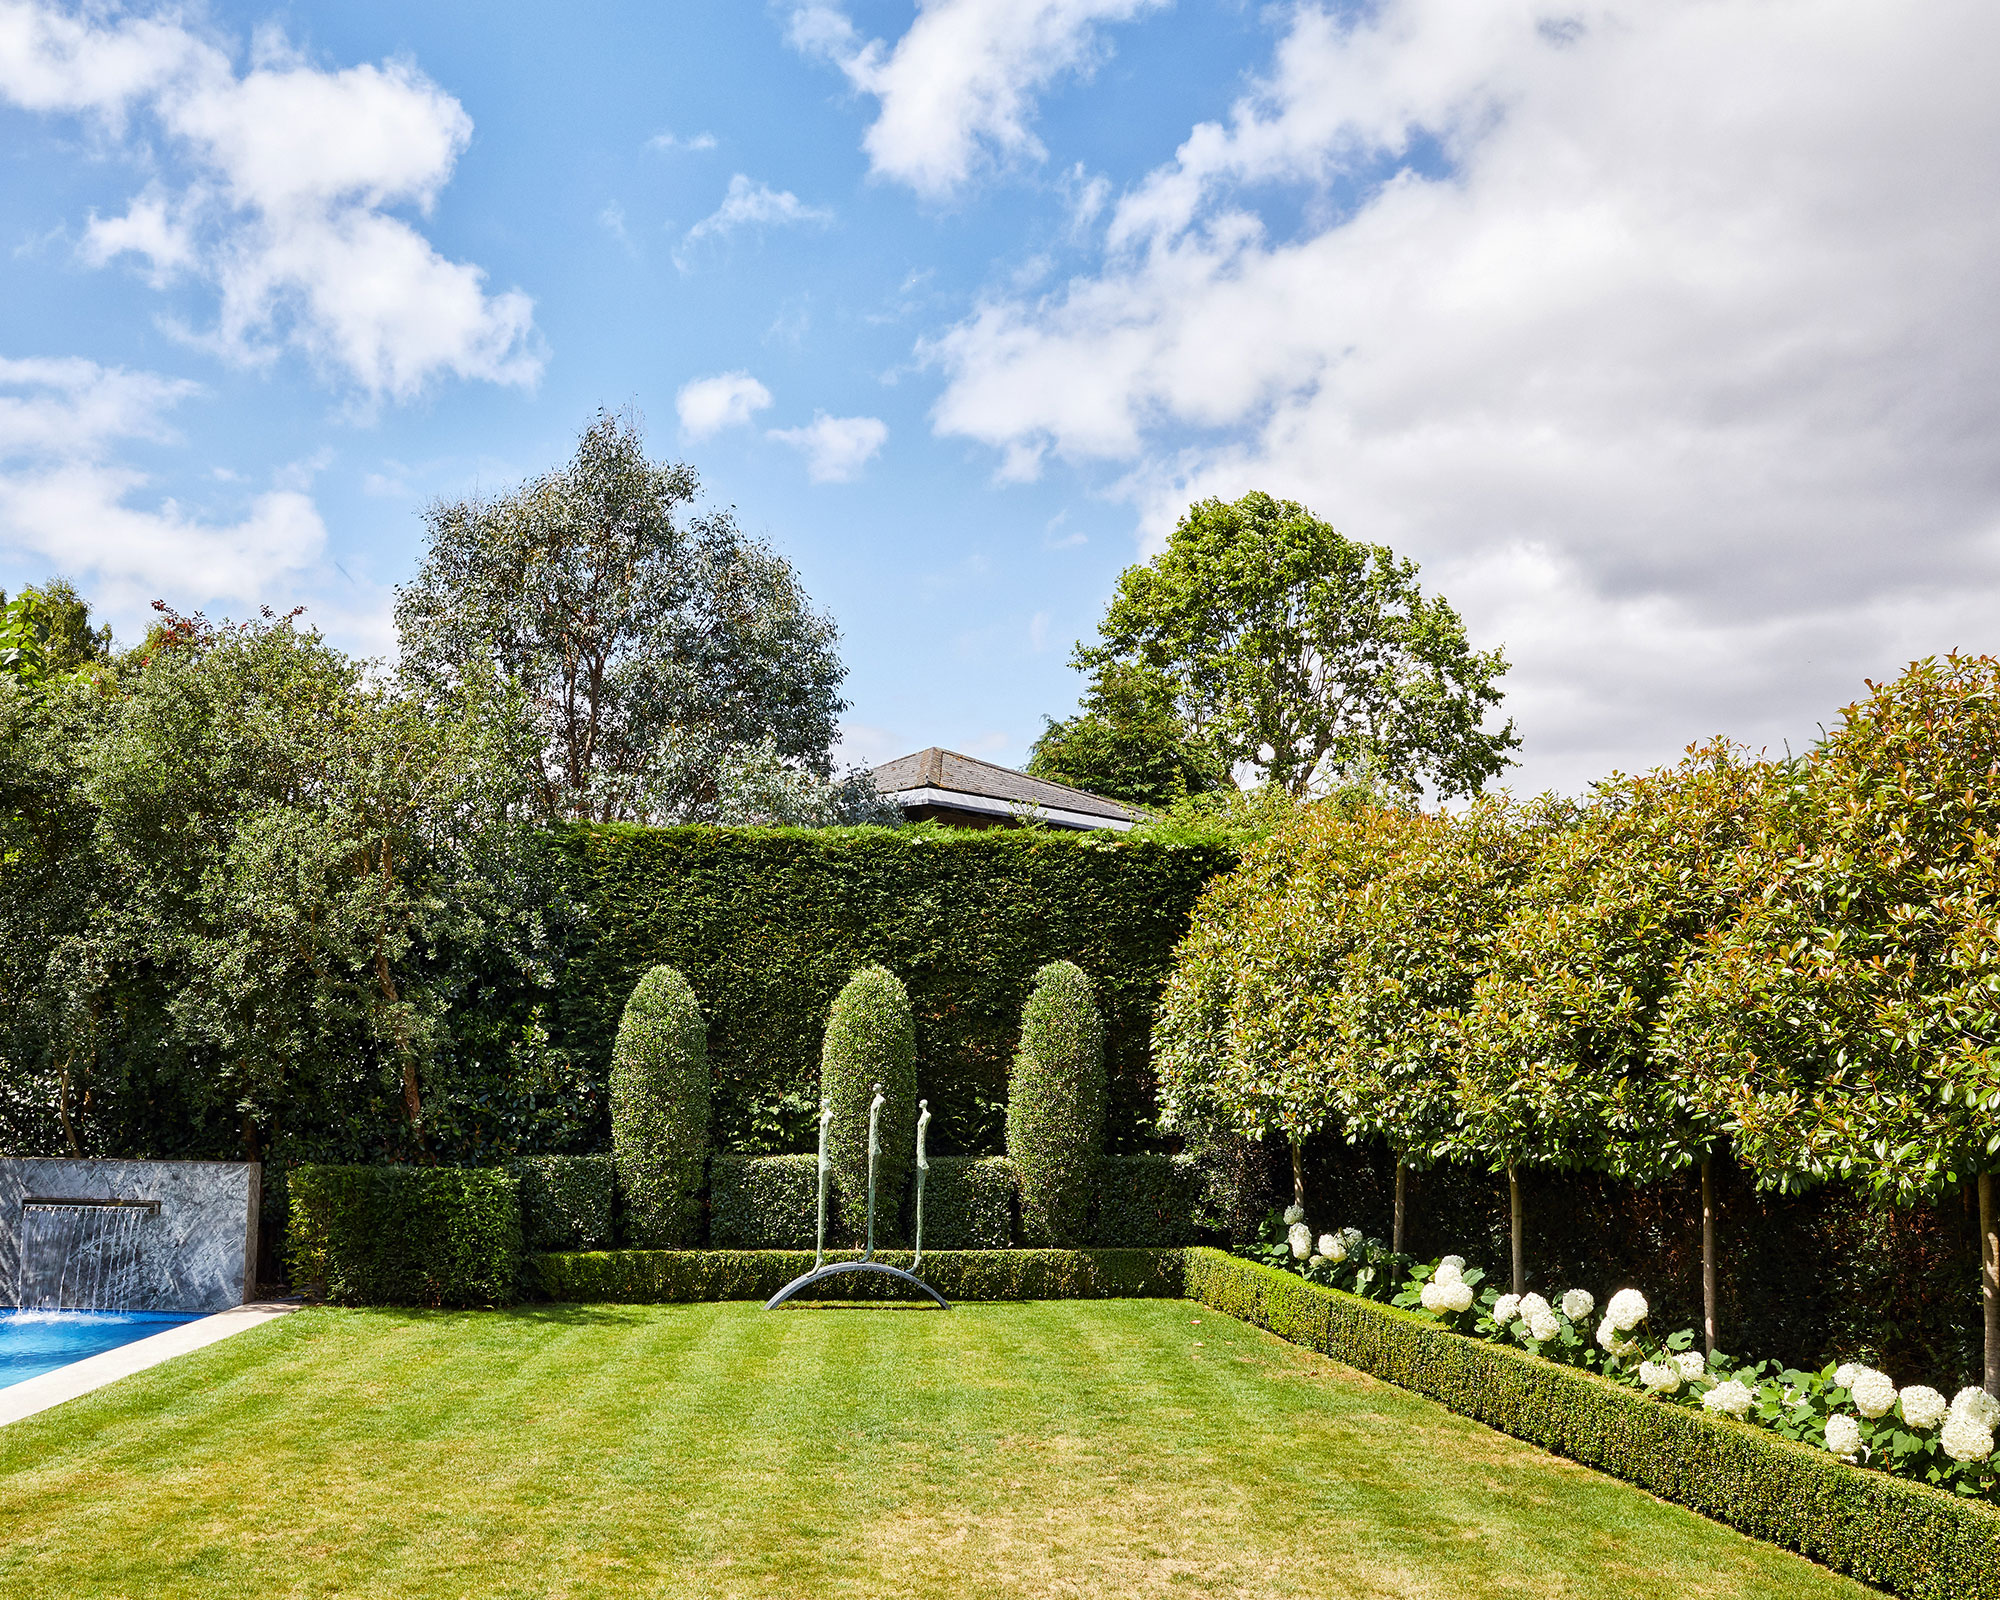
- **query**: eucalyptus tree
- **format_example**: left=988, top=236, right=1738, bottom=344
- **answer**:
left=1664, top=656, right=2000, bottom=1391
left=396, top=410, right=849, bottom=825
left=1464, top=742, right=1770, bottom=1338
left=1075, top=491, right=1518, bottom=800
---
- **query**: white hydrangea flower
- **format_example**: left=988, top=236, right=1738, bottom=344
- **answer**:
left=1439, top=1254, right=1466, bottom=1271
left=1561, top=1289, right=1594, bottom=1321
left=1833, top=1362, right=1862, bottom=1391
left=1526, top=1309, right=1561, bottom=1343
left=1951, top=1387, right=2000, bottom=1428
left=1419, top=1281, right=1445, bottom=1312
left=1942, top=1410, right=1997, bottom=1463
left=1639, top=1360, right=1682, bottom=1394
left=1849, top=1368, right=1897, bottom=1420
left=1283, top=1204, right=1305, bottom=1226
left=1317, top=1233, right=1344, bottom=1263
left=1518, top=1293, right=1551, bottom=1322
left=1432, top=1260, right=1464, bottom=1287
left=1492, top=1294, right=1522, bottom=1324
left=1288, top=1222, right=1312, bottom=1259
left=1606, top=1289, right=1649, bottom=1332
left=1439, top=1280, right=1475, bottom=1314
left=1675, top=1351, right=1708, bottom=1382
left=1702, top=1380, right=1755, bottom=1419
left=1596, top=1317, right=1637, bottom=1359
left=1340, top=1226, right=1363, bottom=1248
left=1898, top=1386, right=1948, bottom=1431
left=1823, top=1413, right=1862, bottom=1460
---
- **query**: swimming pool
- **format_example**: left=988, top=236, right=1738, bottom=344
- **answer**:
left=0, top=1309, right=205, bottom=1389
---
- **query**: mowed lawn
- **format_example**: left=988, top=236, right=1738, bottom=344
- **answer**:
left=0, top=1299, right=1871, bottom=1600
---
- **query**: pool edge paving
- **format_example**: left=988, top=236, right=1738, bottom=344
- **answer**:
left=0, top=1301, right=302, bottom=1429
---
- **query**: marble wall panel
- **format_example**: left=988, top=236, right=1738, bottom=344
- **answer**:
left=0, top=1159, right=259, bottom=1312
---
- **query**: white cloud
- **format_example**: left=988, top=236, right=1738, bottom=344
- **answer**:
left=1028, top=609, right=1051, bottom=652
left=676, top=371, right=773, bottom=439
left=789, top=0, right=1166, bottom=199
left=924, top=0, right=2000, bottom=794
left=0, top=2, right=539, bottom=400
left=769, top=412, right=888, bottom=483
left=0, top=355, right=328, bottom=619
left=676, top=174, right=831, bottom=267
left=647, top=129, right=716, bottom=153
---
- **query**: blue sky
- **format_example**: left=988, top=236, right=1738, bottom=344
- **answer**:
left=3, top=2, right=1997, bottom=793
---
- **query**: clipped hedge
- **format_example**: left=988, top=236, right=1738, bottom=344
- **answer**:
left=528, top=1247, right=1184, bottom=1304
left=1091, top=1153, right=1202, bottom=1247
left=509, top=1155, right=615, bottom=1252
left=1183, top=1249, right=2000, bottom=1600
left=288, top=1165, right=521, bottom=1308
left=821, top=966, right=916, bottom=1244
left=611, top=965, right=709, bottom=1247
left=553, top=826, right=1235, bottom=1154
left=1008, top=960, right=1106, bottom=1246
left=917, top=1155, right=1016, bottom=1250
left=710, top=1154, right=819, bottom=1249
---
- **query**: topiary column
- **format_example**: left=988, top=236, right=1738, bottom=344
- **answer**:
left=820, top=965, right=917, bottom=1244
left=1008, top=960, right=1107, bottom=1246
left=610, top=965, right=710, bottom=1246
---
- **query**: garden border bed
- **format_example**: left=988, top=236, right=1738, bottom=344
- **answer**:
left=1182, top=1248, right=2000, bottom=1600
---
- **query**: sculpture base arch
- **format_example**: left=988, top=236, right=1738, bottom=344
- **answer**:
left=763, top=1260, right=951, bottom=1310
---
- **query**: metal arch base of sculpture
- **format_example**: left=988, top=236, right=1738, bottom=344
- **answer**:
left=765, top=1088, right=950, bottom=1311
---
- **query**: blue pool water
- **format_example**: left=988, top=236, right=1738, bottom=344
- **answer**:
left=0, top=1308, right=203, bottom=1389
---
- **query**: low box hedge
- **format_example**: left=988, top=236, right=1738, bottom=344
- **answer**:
left=527, top=1247, right=1184, bottom=1304
left=288, top=1164, right=521, bottom=1308
left=1183, top=1249, right=2000, bottom=1600
left=509, top=1155, right=615, bottom=1252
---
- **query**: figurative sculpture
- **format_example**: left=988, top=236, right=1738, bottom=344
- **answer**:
left=765, top=1083, right=950, bottom=1310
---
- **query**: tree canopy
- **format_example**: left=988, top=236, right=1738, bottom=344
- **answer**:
left=396, top=411, right=853, bottom=825
left=1026, top=661, right=1229, bottom=809
left=1075, top=492, right=1517, bottom=800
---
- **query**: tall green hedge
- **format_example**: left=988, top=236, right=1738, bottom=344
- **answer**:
left=1183, top=1249, right=2000, bottom=1600
left=821, top=965, right=916, bottom=1244
left=1008, top=960, right=1106, bottom=1245
left=287, top=1165, right=521, bottom=1307
left=610, top=965, right=709, bottom=1247
left=553, top=826, right=1234, bottom=1154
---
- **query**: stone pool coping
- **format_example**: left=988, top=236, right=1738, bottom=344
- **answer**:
left=0, top=1300, right=301, bottom=1429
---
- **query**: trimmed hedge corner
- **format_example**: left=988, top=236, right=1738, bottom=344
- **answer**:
left=1183, top=1249, right=2000, bottom=1600
left=509, top=1155, right=615, bottom=1252
left=529, top=1247, right=1184, bottom=1305
left=288, top=1164, right=521, bottom=1308
left=1091, top=1153, right=1201, bottom=1247
left=710, top=1154, right=819, bottom=1249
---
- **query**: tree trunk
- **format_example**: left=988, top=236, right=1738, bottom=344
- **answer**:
left=55, top=1057, right=80, bottom=1156
left=1393, top=1159, right=1407, bottom=1257
left=1701, top=1156, right=1718, bottom=1356
left=1508, top=1163, right=1524, bottom=1296
left=1982, top=1172, right=1999, bottom=1397
left=1290, top=1137, right=1306, bottom=1216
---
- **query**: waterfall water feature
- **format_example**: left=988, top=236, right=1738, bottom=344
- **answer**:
left=18, top=1200, right=161, bottom=1312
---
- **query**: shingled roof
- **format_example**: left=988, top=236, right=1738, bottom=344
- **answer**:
left=868, top=748, right=1138, bottom=831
